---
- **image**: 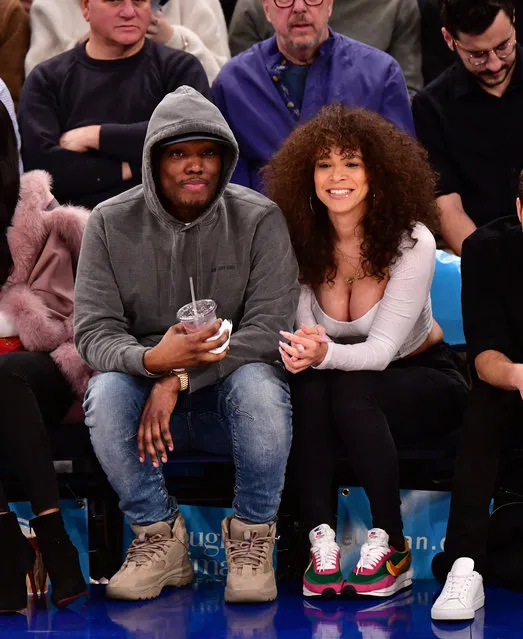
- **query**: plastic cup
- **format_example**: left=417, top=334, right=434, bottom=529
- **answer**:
left=176, top=299, right=217, bottom=334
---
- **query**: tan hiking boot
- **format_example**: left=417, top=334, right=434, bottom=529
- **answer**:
left=106, top=515, right=193, bottom=601
left=222, top=516, right=277, bottom=603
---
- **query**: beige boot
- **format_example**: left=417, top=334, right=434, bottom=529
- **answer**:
left=222, top=516, right=277, bottom=603
left=107, top=515, right=193, bottom=601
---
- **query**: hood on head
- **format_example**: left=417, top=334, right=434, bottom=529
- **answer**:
left=142, top=86, right=239, bottom=224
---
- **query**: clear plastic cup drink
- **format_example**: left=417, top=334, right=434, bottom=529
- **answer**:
left=176, top=299, right=217, bottom=334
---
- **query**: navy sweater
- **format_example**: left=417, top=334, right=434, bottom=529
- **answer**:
left=18, top=39, right=210, bottom=208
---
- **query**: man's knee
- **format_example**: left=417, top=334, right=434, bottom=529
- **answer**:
left=225, top=363, right=291, bottom=412
left=83, top=372, right=147, bottom=438
left=224, top=363, right=292, bottom=465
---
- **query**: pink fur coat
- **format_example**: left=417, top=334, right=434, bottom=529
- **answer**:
left=0, top=170, right=91, bottom=397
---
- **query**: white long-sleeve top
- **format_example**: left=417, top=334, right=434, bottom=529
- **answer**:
left=25, top=0, right=230, bottom=82
left=296, top=224, right=436, bottom=372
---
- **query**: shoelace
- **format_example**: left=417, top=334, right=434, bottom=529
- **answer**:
left=124, top=533, right=175, bottom=568
left=443, top=574, right=471, bottom=602
left=226, top=532, right=270, bottom=568
left=356, top=541, right=390, bottom=574
left=312, top=540, right=339, bottom=571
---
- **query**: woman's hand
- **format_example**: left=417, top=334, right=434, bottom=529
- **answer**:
left=147, top=11, right=175, bottom=45
left=279, top=325, right=328, bottom=374
left=138, top=375, right=180, bottom=467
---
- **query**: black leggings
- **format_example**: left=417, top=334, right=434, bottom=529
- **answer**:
left=290, top=343, right=468, bottom=549
left=0, top=352, right=75, bottom=515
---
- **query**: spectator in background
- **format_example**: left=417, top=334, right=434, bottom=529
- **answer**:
left=25, top=0, right=230, bottom=83
left=421, top=0, right=523, bottom=85
left=213, top=0, right=414, bottom=192
left=0, top=103, right=90, bottom=614
left=18, top=0, right=209, bottom=209
left=0, top=0, right=30, bottom=109
left=0, top=80, right=23, bottom=173
left=413, top=0, right=523, bottom=255
left=430, top=171, right=523, bottom=623
left=229, top=0, right=423, bottom=96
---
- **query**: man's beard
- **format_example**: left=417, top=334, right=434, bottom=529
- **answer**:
left=284, top=13, right=328, bottom=51
left=473, top=56, right=516, bottom=88
left=176, top=194, right=213, bottom=210
left=284, top=33, right=322, bottom=51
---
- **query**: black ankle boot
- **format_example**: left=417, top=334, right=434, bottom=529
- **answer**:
left=31, top=512, right=87, bottom=608
left=0, top=512, right=36, bottom=613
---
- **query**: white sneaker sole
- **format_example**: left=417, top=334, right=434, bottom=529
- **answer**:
left=106, top=567, right=194, bottom=601
left=431, top=594, right=485, bottom=622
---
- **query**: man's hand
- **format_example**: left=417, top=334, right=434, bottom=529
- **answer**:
left=59, top=125, right=101, bottom=153
left=147, top=11, right=174, bottom=44
left=143, top=319, right=229, bottom=374
left=475, top=351, right=523, bottom=399
left=138, top=375, right=180, bottom=467
left=278, top=325, right=328, bottom=374
left=509, top=363, right=523, bottom=400
left=436, top=193, right=477, bottom=256
left=122, top=162, right=133, bottom=181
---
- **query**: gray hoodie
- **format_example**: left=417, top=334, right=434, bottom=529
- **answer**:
left=74, top=86, right=300, bottom=393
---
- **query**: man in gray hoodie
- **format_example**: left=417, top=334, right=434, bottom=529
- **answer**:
left=75, top=86, right=300, bottom=603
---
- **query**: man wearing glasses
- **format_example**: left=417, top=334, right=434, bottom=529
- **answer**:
left=212, top=0, right=414, bottom=192
left=413, top=0, right=522, bottom=255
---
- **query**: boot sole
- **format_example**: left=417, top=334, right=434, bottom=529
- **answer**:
left=224, top=586, right=277, bottom=604
left=106, top=569, right=193, bottom=601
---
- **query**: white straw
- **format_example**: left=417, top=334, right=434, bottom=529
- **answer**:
left=189, top=276, right=197, bottom=315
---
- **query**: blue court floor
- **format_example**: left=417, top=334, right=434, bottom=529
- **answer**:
left=1, top=580, right=523, bottom=638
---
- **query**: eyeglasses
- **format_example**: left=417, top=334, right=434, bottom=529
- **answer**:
left=273, top=0, right=323, bottom=8
left=453, top=28, right=516, bottom=67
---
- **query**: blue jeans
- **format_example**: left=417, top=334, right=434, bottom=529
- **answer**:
left=84, top=363, right=292, bottom=526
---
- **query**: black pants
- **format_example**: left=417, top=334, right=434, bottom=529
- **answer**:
left=0, top=352, right=75, bottom=514
left=442, top=381, right=523, bottom=576
left=290, top=343, right=468, bottom=550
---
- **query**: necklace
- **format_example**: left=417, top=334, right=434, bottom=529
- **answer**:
left=335, top=247, right=364, bottom=286
left=343, top=269, right=363, bottom=286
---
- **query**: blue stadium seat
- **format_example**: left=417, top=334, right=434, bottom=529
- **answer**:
left=431, top=250, right=465, bottom=348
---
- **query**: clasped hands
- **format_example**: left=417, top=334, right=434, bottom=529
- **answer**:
left=279, top=324, right=329, bottom=374
left=138, top=320, right=229, bottom=468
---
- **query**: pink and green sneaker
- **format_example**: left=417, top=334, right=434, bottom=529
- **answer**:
left=303, top=524, right=344, bottom=598
left=343, top=528, right=413, bottom=598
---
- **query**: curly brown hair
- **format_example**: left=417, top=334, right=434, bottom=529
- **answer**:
left=262, top=105, right=439, bottom=288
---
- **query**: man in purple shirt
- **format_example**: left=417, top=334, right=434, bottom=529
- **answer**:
left=212, top=0, right=414, bottom=192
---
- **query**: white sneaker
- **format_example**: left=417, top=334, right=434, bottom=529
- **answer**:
left=303, top=524, right=344, bottom=597
left=431, top=557, right=484, bottom=622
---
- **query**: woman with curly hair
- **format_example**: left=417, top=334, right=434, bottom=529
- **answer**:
left=264, top=105, right=468, bottom=599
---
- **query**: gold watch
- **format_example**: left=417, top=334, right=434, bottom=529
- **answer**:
left=170, top=369, right=189, bottom=392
